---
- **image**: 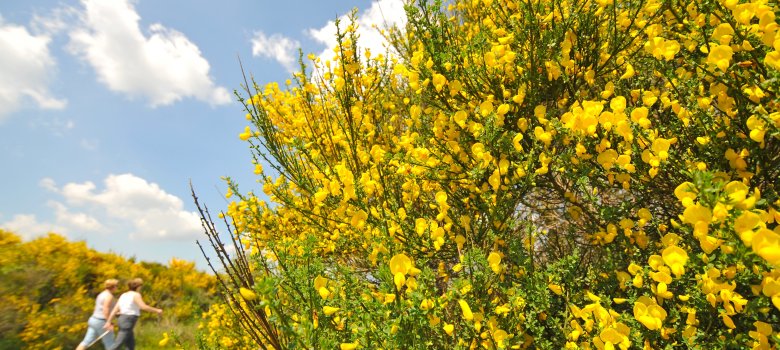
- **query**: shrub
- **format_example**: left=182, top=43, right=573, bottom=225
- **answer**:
left=200, top=0, right=780, bottom=348
left=0, top=230, right=216, bottom=349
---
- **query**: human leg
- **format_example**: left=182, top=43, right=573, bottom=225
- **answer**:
left=126, top=328, right=135, bottom=350
left=108, top=327, right=128, bottom=350
left=100, top=325, right=115, bottom=348
left=112, top=315, right=138, bottom=350
left=77, top=316, right=101, bottom=349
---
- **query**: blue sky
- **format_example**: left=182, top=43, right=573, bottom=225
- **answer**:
left=0, top=0, right=405, bottom=268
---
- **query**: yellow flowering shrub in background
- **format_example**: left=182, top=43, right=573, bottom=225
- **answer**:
left=200, top=0, right=779, bottom=348
left=0, top=230, right=216, bottom=349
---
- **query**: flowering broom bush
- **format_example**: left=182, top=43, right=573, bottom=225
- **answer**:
left=0, top=231, right=216, bottom=349
left=198, top=0, right=780, bottom=348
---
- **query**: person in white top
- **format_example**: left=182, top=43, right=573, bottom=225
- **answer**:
left=76, top=279, right=118, bottom=350
left=103, top=278, right=163, bottom=350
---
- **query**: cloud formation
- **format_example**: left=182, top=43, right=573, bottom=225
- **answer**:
left=56, top=173, right=203, bottom=239
left=68, top=0, right=231, bottom=106
left=251, top=31, right=301, bottom=72
left=3, top=174, right=202, bottom=241
left=0, top=214, right=69, bottom=240
left=0, top=17, right=67, bottom=121
left=308, top=0, right=407, bottom=64
left=250, top=0, right=407, bottom=71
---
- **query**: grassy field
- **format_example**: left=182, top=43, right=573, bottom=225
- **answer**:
left=71, top=316, right=202, bottom=349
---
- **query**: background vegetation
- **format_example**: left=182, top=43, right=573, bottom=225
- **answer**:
left=0, top=229, right=216, bottom=349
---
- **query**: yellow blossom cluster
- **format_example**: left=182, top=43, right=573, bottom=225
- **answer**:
left=205, top=0, right=780, bottom=348
left=0, top=230, right=216, bottom=349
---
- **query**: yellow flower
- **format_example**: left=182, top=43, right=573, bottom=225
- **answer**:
left=487, top=252, right=502, bottom=273
left=620, top=62, right=635, bottom=79
left=512, top=133, right=524, bottom=152
left=721, top=314, right=736, bottom=329
left=239, top=126, right=252, bottom=141
left=645, top=37, right=680, bottom=60
left=432, top=73, right=447, bottom=92
left=314, top=275, right=328, bottom=290
left=597, top=149, right=618, bottom=170
left=698, top=235, right=722, bottom=254
left=435, top=191, right=447, bottom=205
left=707, top=44, right=733, bottom=71
left=765, top=51, right=780, bottom=70
left=394, top=272, right=406, bottom=290
left=599, top=326, right=627, bottom=347
left=479, top=100, right=494, bottom=116
left=633, top=296, right=667, bottom=330
left=389, top=253, right=412, bottom=275
left=752, top=229, right=780, bottom=265
left=651, top=137, right=672, bottom=159
left=350, top=210, right=368, bottom=229
left=734, top=211, right=762, bottom=246
left=682, top=204, right=712, bottom=225
left=453, top=110, right=468, bottom=127
left=674, top=182, right=696, bottom=202
left=458, top=299, right=474, bottom=320
left=340, top=341, right=359, bottom=350
left=496, top=103, right=510, bottom=115
left=712, top=23, right=734, bottom=44
left=495, top=304, right=511, bottom=315
left=443, top=323, right=454, bottom=335
left=746, top=115, right=767, bottom=143
left=493, top=329, right=508, bottom=348
left=548, top=283, right=564, bottom=296
left=420, top=299, right=434, bottom=311
left=662, top=245, right=688, bottom=277
left=489, top=169, right=501, bottom=191
left=323, top=306, right=340, bottom=315
left=158, top=332, right=169, bottom=347
left=239, top=287, right=257, bottom=301
left=610, top=96, right=626, bottom=111
left=533, top=126, right=552, bottom=146
left=318, top=287, right=331, bottom=299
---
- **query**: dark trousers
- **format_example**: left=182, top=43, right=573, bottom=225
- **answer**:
left=109, top=314, right=139, bottom=350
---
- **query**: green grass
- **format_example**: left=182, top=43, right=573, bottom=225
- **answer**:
left=134, top=317, right=201, bottom=349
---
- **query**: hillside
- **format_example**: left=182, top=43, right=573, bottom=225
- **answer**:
left=0, top=229, right=216, bottom=349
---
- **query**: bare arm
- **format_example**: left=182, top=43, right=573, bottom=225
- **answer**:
left=101, top=293, right=113, bottom=320
left=133, top=293, right=162, bottom=314
left=104, top=303, right=120, bottom=329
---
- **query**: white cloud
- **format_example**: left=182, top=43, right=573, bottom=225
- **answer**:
left=49, top=174, right=202, bottom=240
left=50, top=201, right=103, bottom=231
left=30, top=6, right=78, bottom=37
left=5, top=174, right=202, bottom=241
left=308, top=0, right=407, bottom=65
left=68, top=0, right=231, bottom=107
left=251, top=31, right=301, bottom=72
left=0, top=17, right=67, bottom=121
left=0, top=214, right=68, bottom=240
left=39, top=177, right=58, bottom=192
left=250, top=0, right=407, bottom=72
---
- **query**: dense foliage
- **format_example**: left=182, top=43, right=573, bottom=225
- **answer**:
left=0, top=230, right=216, bottom=349
left=201, top=0, right=780, bottom=348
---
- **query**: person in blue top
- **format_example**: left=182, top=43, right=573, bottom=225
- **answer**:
left=76, top=279, right=118, bottom=350
left=104, top=278, right=163, bottom=350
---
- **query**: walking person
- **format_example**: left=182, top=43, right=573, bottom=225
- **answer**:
left=76, top=278, right=118, bottom=350
left=104, top=278, right=163, bottom=350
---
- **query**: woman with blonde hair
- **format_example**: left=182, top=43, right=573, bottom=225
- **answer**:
left=104, top=278, right=163, bottom=350
left=76, top=278, right=118, bottom=350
